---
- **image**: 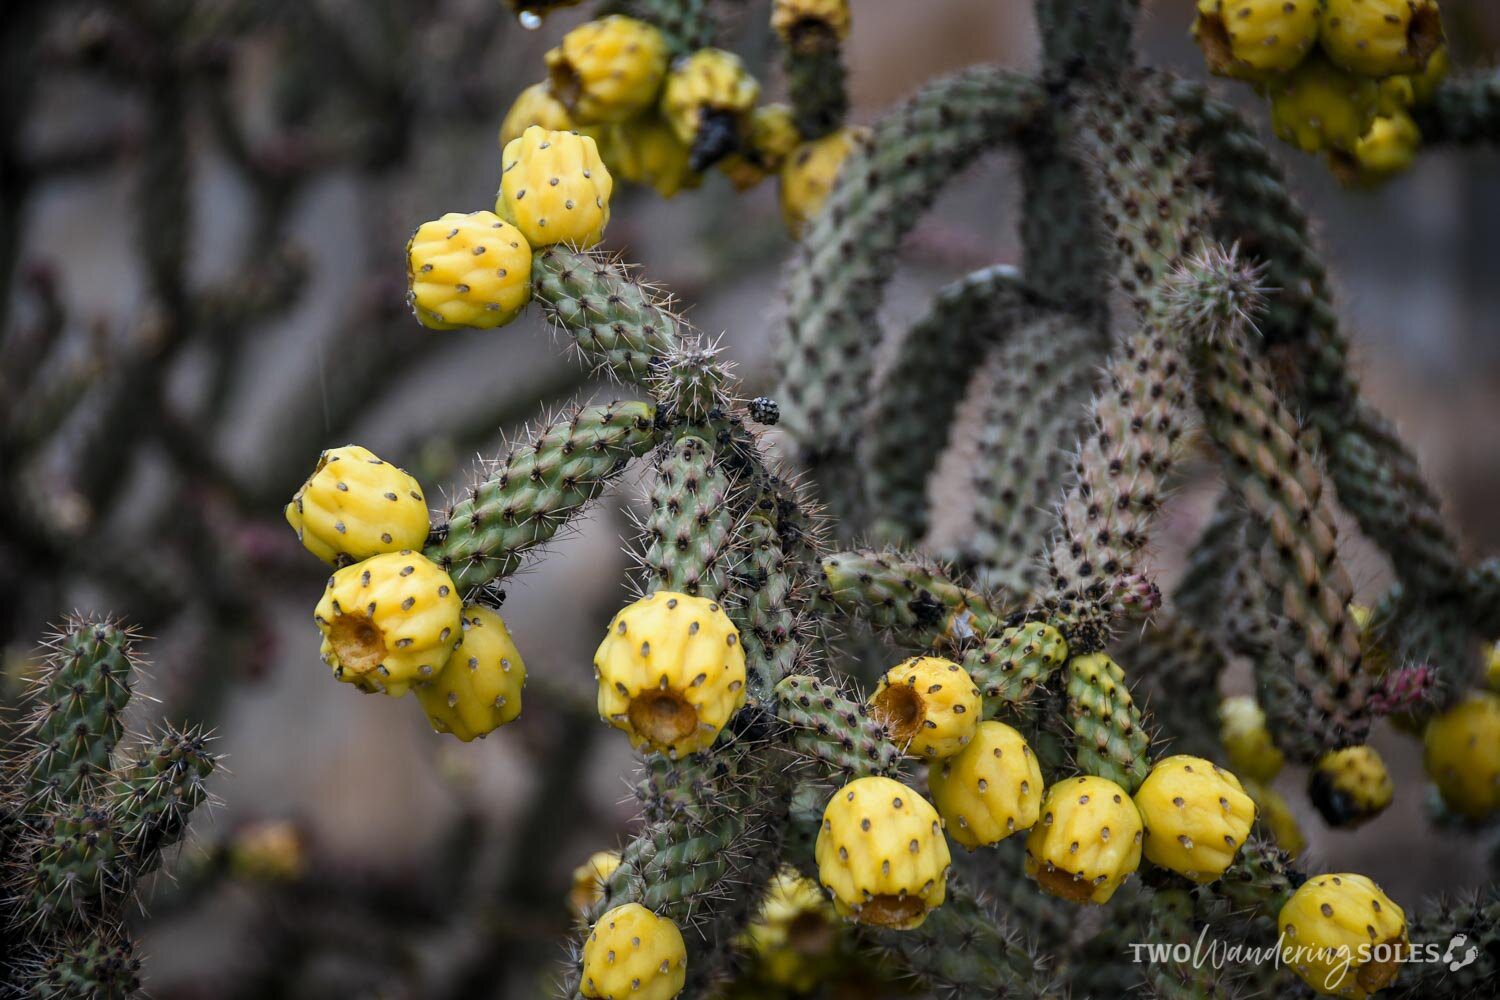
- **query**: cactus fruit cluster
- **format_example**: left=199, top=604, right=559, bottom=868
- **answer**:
left=1, top=619, right=217, bottom=997
left=262, top=0, right=1499, bottom=997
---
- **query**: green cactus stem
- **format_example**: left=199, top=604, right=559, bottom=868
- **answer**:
left=782, top=18, right=848, bottom=140
left=962, top=621, right=1069, bottom=711
left=1066, top=651, right=1151, bottom=793
left=30, top=931, right=142, bottom=1000
left=1204, top=837, right=1302, bottom=924
left=729, top=509, right=802, bottom=705
left=1413, top=72, right=1500, bottom=146
left=606, top=0, right=716, bottom=54
left=818, top=549, right=1001, bottom=650
left=772, top=674, right=900, bottom=781
left=426, top=400, right=658, bottom=595
left=1392, top=884, right=1499, bottom=998
left=640, top=434, right=737, bottom=600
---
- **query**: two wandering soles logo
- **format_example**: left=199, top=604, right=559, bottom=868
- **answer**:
left=1129, top=927, right=1479, bottom=994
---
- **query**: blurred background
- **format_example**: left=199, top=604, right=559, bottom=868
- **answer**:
left=2, top=1, right=1497, bottom=996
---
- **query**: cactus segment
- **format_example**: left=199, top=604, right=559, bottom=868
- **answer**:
left=641, top=435, right=737, bottom=600
left=818, top=550, right=999, bottom=649
left=531, top=246, right=681, bottom=383
left=962, top=622, right=1068, bottom=710
left=1065, top=652, right=1151, bottom=793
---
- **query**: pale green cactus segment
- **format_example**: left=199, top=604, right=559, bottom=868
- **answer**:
left=731, top=511, right=801, bottom=705
left=818, top=549, right=1001, bottom=649
left=641, top=434, right=737, bottom=600
left=1412, top=72, right=1500, bottom=146
left=962, top=622, right=1068, bottom=710
left=1065, top=652, right=1150, bottom=793
left=1205, top=837, right=1301, bottom=923
left=785, top=26, right=848, bottom=140
left=426, top=400, right=658, bottom=595
left=28, top=931, right=141, bottom=1000
left=608, top=0, right=716, bottom=54
left=108, top=726, right=216, bottom=880
left=530, top=246, right=680, bottom=384
left=773, top=674, right=901, bottom=781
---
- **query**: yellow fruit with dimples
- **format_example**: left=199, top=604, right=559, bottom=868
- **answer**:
left=868, top=655, right=982, bottom=760
left=1309, top=745, right=1393, bottom=828
left=1192, top=0, right=1321, bottom=81
left=815, top=776, right=951, bottom=929
left=500, top=82, right=578, bottom=148
left=1024, top=775, right=1142, bottom=904
left=285, top=445, right=430, bottom=565
left=580, top=903, right=686, bottom=1000
left=314, top=551, right=461, bottom=697
left=1219, top=695, right=1284, bottom=782
left=1423, top=691, right=1500, bottom=820
left=497, top=126, right=613, bottom=248
left=927, top=720, right=1042, bottom=848
left=659, top=48, right=760, bottom=151
left=406, top=211, right=533, bottom=330
left=599, top=114, right=699, bottom=198
left=1331, top=111, right=1422, bottom=185
left=593, top=591, right=747, bottom=758
left=739, top=868, right=841, bottom=991
left=771, top=0, right=851, bottom=47
left=1278, top=873, right=1407, bottom=998
left=568, top=850, right=622, bottom=919
left=1134, top=755, right=1256, bottom=883
left=416, top=605, right=525, bottom=741
left=1320, top=0, right=1444, bottom=78
left=779, top=126, right=867, bottom=237
left=1269, top=54, right=1381, bottom=154
left=545, top=15, right=669, bottom=124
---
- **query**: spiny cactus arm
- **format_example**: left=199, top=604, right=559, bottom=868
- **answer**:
left=530, top=246, right=680, bottom=385
left=859, top=873, right=1057, bottom=999
left=639, top=434, right=737, bottom=600
left=1041, top=75, right=1210, bottom=629
left=731, top=509, right=802, bottom=704
left=772, top=674, right=901, bottom=781
left=818, top=549, right=1002, bottom=650
left=961, top=621, right=1068, bottom=712
left=1034, top=0, right=1139, bottom=78
left=604, top=0, right=716, bottom=54
left=1413, top=71, right=1500, bottom=146
left=425, top=399, right=659, bottom=596
left=780, top=5, right=848, bottom=140
left=15, top=619, right=136, bottom=806
left=775, top=66, right=1046, bottom=466
left=1112, top=613, right=1225, bottom=763
left=25, top=929, right=142, bottom=1000
left=1141, top=887, right=1247, bottom=1000
left=1390, top=884, right=1499, bottom=998
left=1202, top=837, right=1301, bottom=925
left=860, top=265, right=1050, bottom=546
left=968, top=314, right=1103, bottom=594
left=108, top=726, right=217, bottom=882
left=1470, top=557, right=1500, bottom=637
left=1066, top=648, right=1151, bottom=791
left=20, top=804, right=119, bottom=929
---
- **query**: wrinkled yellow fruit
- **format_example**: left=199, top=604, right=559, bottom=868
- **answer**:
left=285, top=445, right=430, bottom=565
left=660, top=48, right=760, bottom=147
left=314, top=551, right=461, bottom=697
left=1279, top=873, right=1407, bottom=998
left=1192, top=0, right=1320, bottom=80
left=1269, top=54, right=1380, bottom=153
left=1134, top=755, right=1256, bottom=883
left=927, top=720, right=1043, bottom=849
left=718, top=104, right=801, bottom=190
left=1219, top=695, right=1285, bottom=782
left=1409, top=43, right=1449, bottom=103
left=869, top=656, right=982, bottom=760
left=1332, top=110, right=1422, bottom=184
left=1024, top=775, right=1142, bottom=905
left=228, top=820, right=306, bottom=882
left=497, top=126, right=613, bottom=248
left=770, top=0, right=851, bottom=45
left=739, top=868, right=840, bottom=991
left=580, top=903, right=686, bottom=1000
left=1377, top=74, right=1415, bottom=116
left=416, top=605, right=525, bottom=741
left=594, top=591, right=747, bottom=757
left=545, top=15, right=669, bottom=124
left=1309, top=746, right=1394, bottom=828
left=569, top=850, right=622, bottom=918
left=500, top=82, right=578, bottom=148
left=598, top=114, right=699, bottom=198
left=1244, top=779, right=1306, bottom=857
left=815, top=776, right=950, bottom=929
left=1423, top=691, right=1500, bottom=820
left=406, top=211, right=534, bottom=330
left=1321, top=0, right=1444, bottom=78
left=779, top=126, right=867, bottom=237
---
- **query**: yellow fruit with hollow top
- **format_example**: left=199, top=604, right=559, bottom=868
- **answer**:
left=545, top=15, right=669, bottom=124
left=1278, top=873, right=1406, bottom=998
left=868, top=655, right=981, bottom=760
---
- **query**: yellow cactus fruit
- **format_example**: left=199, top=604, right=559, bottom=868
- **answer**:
left=545, top=16, right=669, bottom=124
left=1244, top=779, right=1306, bottom=857
left=496, top=126, right=613, bottom=248
left=580, top=903, right=687, bottom=1000
left=1486, top=640, right=1500, bottom=692
left=1269, top=54, right=1381, bottom=154
left=314, top=550, right=462, bottom=697
left=814, top=776, right=951, bottom=929
left=927, top=720, right=1043, bottom=849
left=659, top=48, right=760, bottom=155
left=500, top=82, right=578, bottom=148
left=1347, top=602, right=1391, bottom=675
left=1409, top=43, right=1449, bottom=103
left=771, top=0, right=852, bottom=47
left=1192, top=0, right=1320, bottom=81
left=406, top=211, right=534, bottom=331
left=1376, top=74, right=1415, bottom=116
left=415, top=605, right=525, bottom=741
left=285, top=445, right=430, bottom=565
left=228, top=820, right=306, bottom=882
left=779, top=126, right=868, bottom=237
left=718, top=104, right=801, bottom=191
left=568, top=850, right=622, bottom=918
left=593, top=591, right=747, bottom=758
left=1218, top=695, right=1285, bottom=782
left=1309, top=745, right=1394, bottom=827
left=739, top=868, right=840, bottom=991
left=1134, top=755, right=1256, bottom=883
left=868, top=655, right=982, bottom=760
left=599, top=114, right=699, bottom=198
left=1331, top=110, right=1422, bottom=185
left=1024, top=775, right=1142, bottom=905
left=1278, top=873, right=1407, bottom=998
left=1422, top=691, right=1500, bottom=820
left=1321, top=0, right=1444, bottom=78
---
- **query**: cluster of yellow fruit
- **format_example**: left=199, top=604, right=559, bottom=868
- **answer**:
left=1192, top=0, right=1448, bottom=184
left=499, top=2, right=867, bottom=235
left=287, top=445, right=526, bottom=741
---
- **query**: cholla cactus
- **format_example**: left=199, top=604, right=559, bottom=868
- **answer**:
left=1, top=618, right=217, bottom=998
left=267, top=0, right=1500, bottom=996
